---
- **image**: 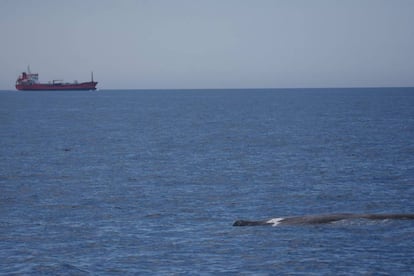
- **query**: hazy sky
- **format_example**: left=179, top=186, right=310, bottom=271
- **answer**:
left=1, top=0, right=413, bottom=89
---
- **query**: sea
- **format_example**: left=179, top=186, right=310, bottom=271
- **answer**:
left=1, top=88, right=414, bottom=275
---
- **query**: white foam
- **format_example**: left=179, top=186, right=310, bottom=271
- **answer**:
left=266, top=218, right=284, bottom=226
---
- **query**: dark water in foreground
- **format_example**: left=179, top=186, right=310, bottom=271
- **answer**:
left=1, top=88, right=414, bottom=274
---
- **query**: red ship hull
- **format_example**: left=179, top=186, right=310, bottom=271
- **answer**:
left=16, top=81, right=97, bottom=91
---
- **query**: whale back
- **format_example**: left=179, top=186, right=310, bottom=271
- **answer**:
left=233, top=213, right=414, bottom=226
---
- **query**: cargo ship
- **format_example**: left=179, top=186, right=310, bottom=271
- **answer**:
left=15, top=67, right=98, bottom=91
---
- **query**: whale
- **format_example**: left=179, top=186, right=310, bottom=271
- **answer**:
left=233, top=213, right=414, bottom=226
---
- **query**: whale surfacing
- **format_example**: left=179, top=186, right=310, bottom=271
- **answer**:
left=233, top=213, right=414, bottom=226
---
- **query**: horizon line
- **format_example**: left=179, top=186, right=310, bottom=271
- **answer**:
left=1, top=86, right=414, bottom=92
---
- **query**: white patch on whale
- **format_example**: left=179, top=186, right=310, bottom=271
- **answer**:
left=266, top=218, right=284, bottom=226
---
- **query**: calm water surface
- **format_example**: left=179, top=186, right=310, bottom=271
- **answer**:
left=1, top=88, right=414, bottom=274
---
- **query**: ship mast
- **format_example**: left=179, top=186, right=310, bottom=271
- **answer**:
left=91, top=71, right=94, bottom=83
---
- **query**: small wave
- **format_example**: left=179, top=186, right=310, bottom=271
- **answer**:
left=32, top=263, right=89, bottom=275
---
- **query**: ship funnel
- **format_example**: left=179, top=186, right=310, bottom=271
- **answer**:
left=91, top=71, right=94, bottom=82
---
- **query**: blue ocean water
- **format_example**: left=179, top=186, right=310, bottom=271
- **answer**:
left=1, top=88, right=414, bottom=274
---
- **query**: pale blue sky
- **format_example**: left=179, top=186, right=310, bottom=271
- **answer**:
left=1, top=0, right=413, bottom=89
